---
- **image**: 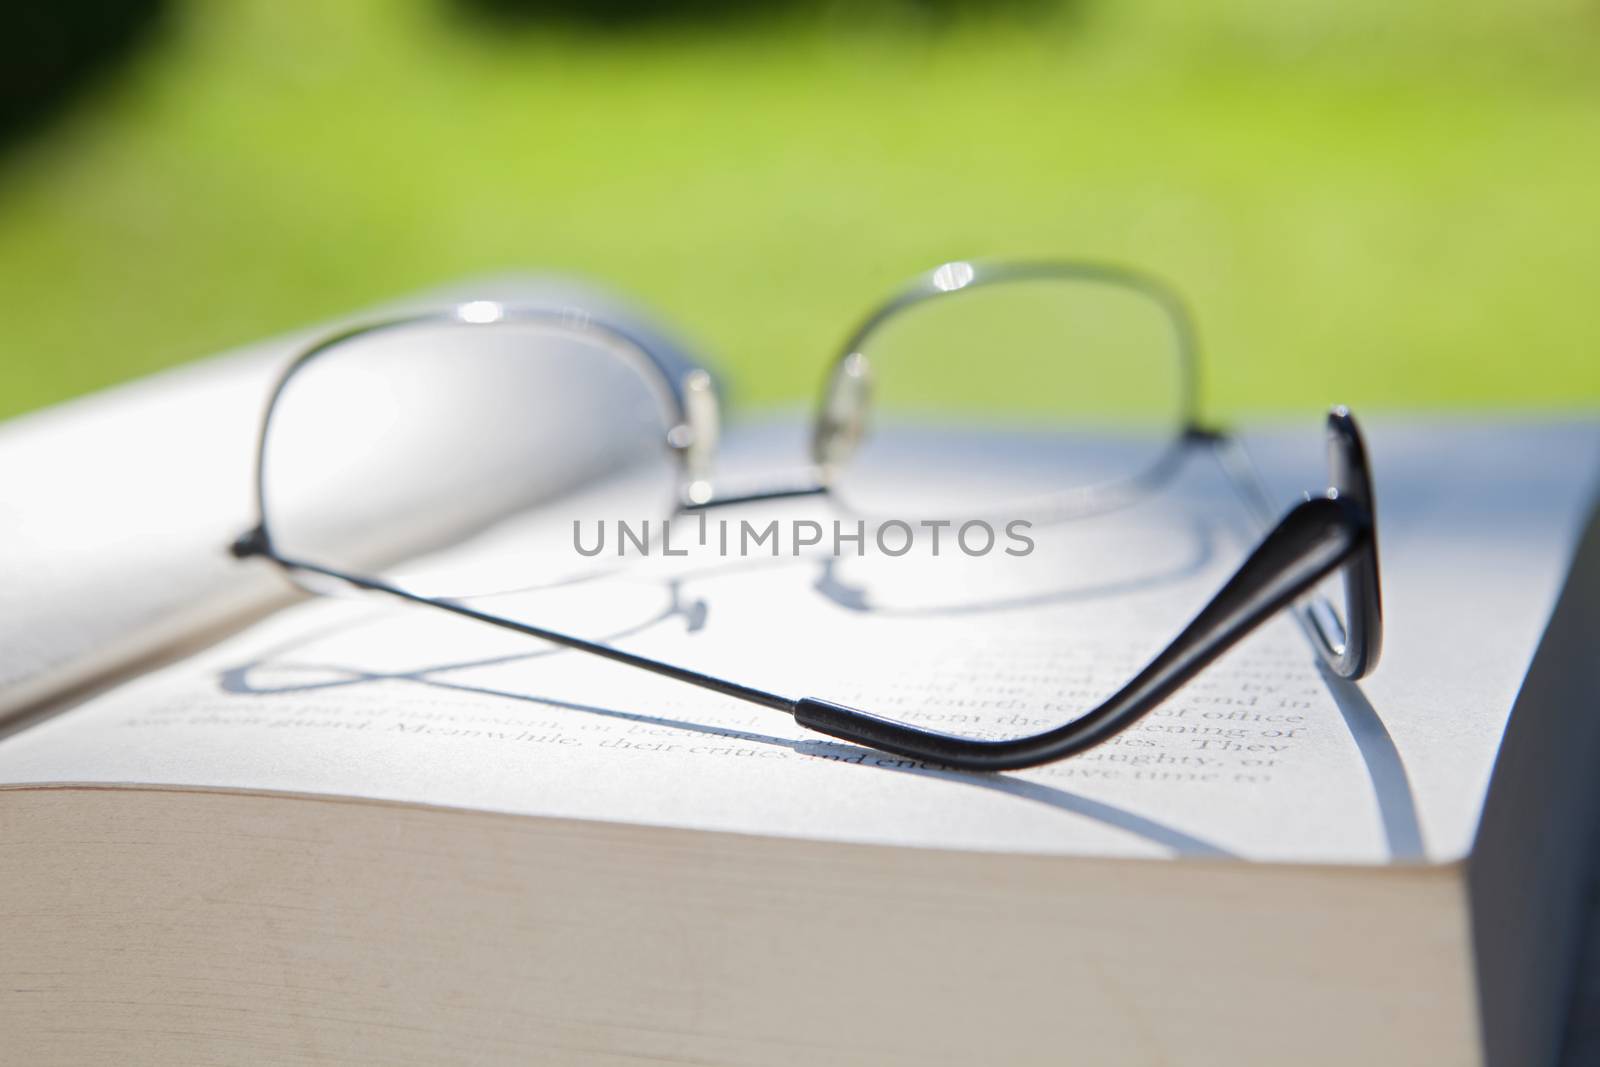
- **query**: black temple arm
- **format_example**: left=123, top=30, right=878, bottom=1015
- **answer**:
left=795, top=492, right=1373, bottom=772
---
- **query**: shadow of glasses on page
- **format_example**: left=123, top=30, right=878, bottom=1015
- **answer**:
left=217, top=521, right=1421, bottom=863
left=1314, top=658, right=1425, bottom=860
left=812, top=514, right=1217, bottom=616
left=219, top=579, right=709, bottom=697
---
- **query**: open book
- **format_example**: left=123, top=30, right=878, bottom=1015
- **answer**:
left=2, top=283, right=1598, bottom=1066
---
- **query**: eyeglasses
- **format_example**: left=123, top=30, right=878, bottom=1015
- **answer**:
left=230, top=260, right=1382, bottom=772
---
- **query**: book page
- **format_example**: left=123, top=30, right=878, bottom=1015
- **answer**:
left=0, top=343, right=288, bottom=717
left=1, top=418, right=1594, bottom=865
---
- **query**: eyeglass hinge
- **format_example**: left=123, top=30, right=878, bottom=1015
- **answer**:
left=229, top=525, right=269, bottom=559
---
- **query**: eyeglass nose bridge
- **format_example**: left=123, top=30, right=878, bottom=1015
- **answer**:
left=668, top=368, right=720, bottom=505
left=810, top=351, right=873, bottom=478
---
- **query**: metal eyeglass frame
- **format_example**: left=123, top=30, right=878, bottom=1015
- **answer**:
left=231, top=259, right=1382, bottom=773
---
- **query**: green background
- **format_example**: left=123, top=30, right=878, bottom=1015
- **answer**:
left=3, top=0, right=1597, bottom=421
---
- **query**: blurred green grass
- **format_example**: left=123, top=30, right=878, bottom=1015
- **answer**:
left=1, top=0, right=1597, bottom=421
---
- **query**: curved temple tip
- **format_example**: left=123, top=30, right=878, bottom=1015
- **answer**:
left=1319, top=404, right=1383, bottom=679
left=1326, top=405, right=1365, bottom=459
